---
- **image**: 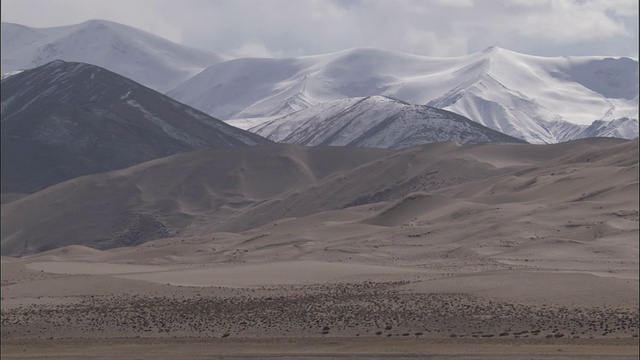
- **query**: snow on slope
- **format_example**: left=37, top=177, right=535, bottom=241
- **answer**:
left=168, top=57, right=313, bottom=120
left=251, top=96, right=525, bottom=149
left=0, top=70, right=24, bottom=80
left=226, top=116, right=281, bottom=130
left=1, top=20, right=226, bottom=91
left=170, top=47, right=638, bottom=143
left=428, top=47, right=638, bottom=142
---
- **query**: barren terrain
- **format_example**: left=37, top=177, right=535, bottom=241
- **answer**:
left=2, top=138, right=638, bottom=358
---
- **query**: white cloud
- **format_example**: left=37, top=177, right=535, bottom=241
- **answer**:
left=513, top=0, right=628, bottom=42
left=595, top=0, right=639, bottom=17
left=230, top=42, right=279, bottom=58
left=434, top=0, right=474, bottom=7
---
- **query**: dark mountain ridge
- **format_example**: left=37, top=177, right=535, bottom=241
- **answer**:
left=1, top=60, right=270, bottom=193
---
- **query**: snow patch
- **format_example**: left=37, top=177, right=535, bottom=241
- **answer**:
left=126, top=99, right=208, bottom=147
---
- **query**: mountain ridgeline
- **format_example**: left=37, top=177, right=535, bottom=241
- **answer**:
left=251, top=96, right=525, bottom=149
left=169, top=47, right=638, bottom=144
left=1, top=20, right=226, bottom=91
left=0, top=60, right=270, bottom=194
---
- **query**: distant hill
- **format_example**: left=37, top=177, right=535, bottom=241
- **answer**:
left=2, top=138, right=636, bottom=256
left=1, top=20, right=226, bottom=91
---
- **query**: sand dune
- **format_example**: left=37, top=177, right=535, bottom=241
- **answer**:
left=363, top=193, right=461, bottom=227
left=26, top=261, right=170, bottom=275
left=120, top=261, right=425, bottom=287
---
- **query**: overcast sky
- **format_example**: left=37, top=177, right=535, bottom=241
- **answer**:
left=2, top=0, right=638, bottom=58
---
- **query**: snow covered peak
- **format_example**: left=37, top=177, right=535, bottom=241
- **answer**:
left=250, top=95, right=524, bottom=148
left=480, top=45, right=502, bottom=55
left=362, top=95, right=410, bottom=104
left=1, top=20, right=227, bottom=91
left=170, top=46, right=637, bottom=143
left=42, top=59, right=67, bottom=67
left=79, top=19, right=111, bottom=28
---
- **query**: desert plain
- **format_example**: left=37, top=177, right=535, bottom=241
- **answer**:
left=1, top=138, right=639, bottom=359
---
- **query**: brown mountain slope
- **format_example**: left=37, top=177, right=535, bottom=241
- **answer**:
left=1, top=145, right=390, bottom=254
left=2, top=138, right=637, bottom=257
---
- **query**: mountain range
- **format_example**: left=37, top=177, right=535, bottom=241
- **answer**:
left=169, top=47, right=638, bottom=143
left=1, top=60, right=268, bottom=194
left=3, top=20, right=637, bottom=144
left=1, top=19, right=638, bottom=353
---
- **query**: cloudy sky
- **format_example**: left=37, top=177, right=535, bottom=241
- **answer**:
left=1, top=0, right=638, bottom=58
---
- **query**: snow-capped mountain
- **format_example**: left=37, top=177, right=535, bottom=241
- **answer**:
left=251, top=96, right=525, bottom=149
left=1, top=60, right=269, bottom=193
left=169, top=47, right=638, bottom=143
left=3, top=19, right=636, bottom=144
left=1, top=20, right=226, bottom=91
